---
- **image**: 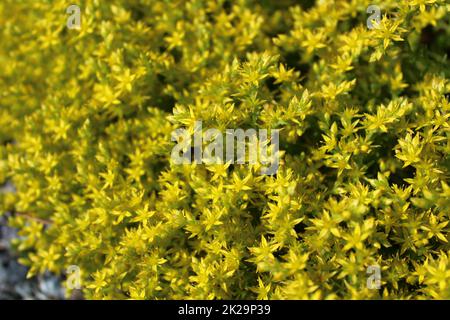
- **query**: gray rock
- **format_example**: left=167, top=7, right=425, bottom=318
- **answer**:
left=0, top=215, right=65, bottom=300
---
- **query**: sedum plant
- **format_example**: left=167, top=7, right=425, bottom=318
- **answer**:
left=0, top=0, right=449, bottom=299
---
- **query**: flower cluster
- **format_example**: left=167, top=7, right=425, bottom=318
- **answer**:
left=0, top=0, right=449, bottom=299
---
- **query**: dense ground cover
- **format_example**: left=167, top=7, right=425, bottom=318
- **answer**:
left=0, top=0, right=449, bottom=299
